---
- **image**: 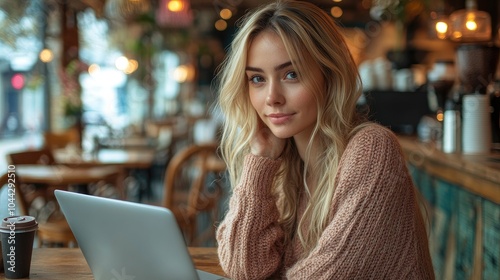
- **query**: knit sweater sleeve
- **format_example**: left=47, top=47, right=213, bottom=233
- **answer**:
left=216, top=154, right=285, bottom=280
left=286, top=125, right=434, bottom=279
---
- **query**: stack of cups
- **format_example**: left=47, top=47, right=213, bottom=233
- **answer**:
left=462, top=94, right=492, bottom=154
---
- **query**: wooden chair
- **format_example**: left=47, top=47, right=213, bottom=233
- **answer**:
left=0, top=172, right=28, bottom=217
left=7, top=149, right=56, bottom=165
left=36, top=218, right=76, bottom=247
left=0, top=172, right=76, bottom=247
left=5, top=150, right=77, bottom=247
left=162, top=143, right=226, bottom=246
left=6, top=149, right=56, bottom=217
left=43, top=128, right=80, bottom=150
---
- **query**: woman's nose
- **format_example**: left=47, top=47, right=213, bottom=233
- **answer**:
left=265, top=81, right=285, bottom=106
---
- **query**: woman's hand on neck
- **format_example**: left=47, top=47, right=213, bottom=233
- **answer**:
left=250, top=122, right=287, bottom=160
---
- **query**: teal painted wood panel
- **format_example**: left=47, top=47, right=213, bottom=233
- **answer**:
left=407, top=164, right=500, bottom=280
left=454, top=187, right=479, bottom=280
left=432, top=179, right=458, bottom=279
left=483, top=199, right=500, bottom=280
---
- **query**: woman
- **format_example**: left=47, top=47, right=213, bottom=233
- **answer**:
left=214, top=1, right=434, bottom=279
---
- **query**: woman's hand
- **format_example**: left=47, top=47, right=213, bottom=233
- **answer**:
left=250, top=120, right=286, bottom=159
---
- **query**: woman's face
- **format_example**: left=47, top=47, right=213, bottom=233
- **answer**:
left=246, top=30, right=321, bottom=140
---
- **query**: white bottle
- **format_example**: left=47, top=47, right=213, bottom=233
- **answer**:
left=442, top=100, right=461, bottom=153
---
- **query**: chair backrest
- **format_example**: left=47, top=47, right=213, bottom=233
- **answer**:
left=0, top=172, right=29, bottom=216
left=162, top=143, right=226, bottom=244
left=43, top=128, right=80, bottom=150
left=7, top=149, right=56, bottom=165
left=163, top=143, right=224, bottom=209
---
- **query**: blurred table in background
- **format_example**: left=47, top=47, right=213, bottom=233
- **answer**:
left=54, top=147, right=157, bottom=201
left=97, top=137, right=158, bottom=150
left=16, top=165, right=121, bottom=187
left=54, top=148, right=156, bottom=169
left=15, top=164, right=123, bottom=222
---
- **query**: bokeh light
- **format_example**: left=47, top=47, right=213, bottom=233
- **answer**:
left=115, top=56, right=129, bottom=72
left=11, top=74, right=25, bottom=90
left=215, top=19, right=227, bottom=31
left=220, top=9, right=232, bottom=20
left=39, top=49, right=53, bottom=63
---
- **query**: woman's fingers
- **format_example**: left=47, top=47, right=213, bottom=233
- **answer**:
left=250, top=123, right=286, bottom=159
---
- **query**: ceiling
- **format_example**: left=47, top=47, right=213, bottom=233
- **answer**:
left=189, top=0, right=363, bottom=10
left=188, top=0, right=372, bottom=26
left=75, top=0, right=372, bottom=27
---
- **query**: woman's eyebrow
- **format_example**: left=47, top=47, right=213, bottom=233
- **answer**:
left=245, top=61, right=293, bottom=73
left=245, top=66, right=263, bottom=72
left=274, top=61, right=292, bottom=71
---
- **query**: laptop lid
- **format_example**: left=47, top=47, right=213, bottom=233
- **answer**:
left=54, top=190, right=227, bottom=280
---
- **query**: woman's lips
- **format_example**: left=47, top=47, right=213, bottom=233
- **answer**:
left=267, top=113, right=293, bottom=125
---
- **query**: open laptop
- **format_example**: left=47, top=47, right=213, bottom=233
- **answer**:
left=54, top=190, right=229, bottom=280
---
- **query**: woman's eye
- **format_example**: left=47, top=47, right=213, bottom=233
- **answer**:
left=285, top=71, right=298, bottom=80
left=249, top=75, right=264, bottom=84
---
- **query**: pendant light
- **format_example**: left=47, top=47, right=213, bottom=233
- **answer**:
left=449, top=0, right=491, bottom=42
left=156, top=0, right=193, bottom=28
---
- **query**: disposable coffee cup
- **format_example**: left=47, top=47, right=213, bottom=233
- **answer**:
left=0, top=238, right=3, bottom=272
left=0, top=216, right=38, bottom=279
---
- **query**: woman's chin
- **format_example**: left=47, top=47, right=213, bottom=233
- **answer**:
left=269, top=128, right=294, bottom=139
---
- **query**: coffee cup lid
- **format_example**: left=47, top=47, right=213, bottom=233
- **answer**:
left=0, top=216, right=38, bottom=233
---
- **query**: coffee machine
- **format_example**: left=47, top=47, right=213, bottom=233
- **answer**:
left=491, top=79, right=500, bottom=143
left=455, top=43, right=499, bottom=95
left=455, top=43, right=500, bottom=148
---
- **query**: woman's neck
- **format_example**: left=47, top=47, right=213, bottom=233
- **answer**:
left=294, top=132, right=320, bottom=193
left=294, top=131, right=318, bottom=166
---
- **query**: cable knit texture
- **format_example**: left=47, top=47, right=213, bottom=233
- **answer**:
left=216, top=124, right=435, bottom=279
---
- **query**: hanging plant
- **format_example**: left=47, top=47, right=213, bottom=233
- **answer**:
left=59, top=59, right=88, bottom=119
left=370, top=0, right=428, bottom=50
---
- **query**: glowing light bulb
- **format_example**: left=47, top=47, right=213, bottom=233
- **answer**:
left=168, top=0, right=184, bottom=12
left=115, top=56, right=129, bottom=71
left=435, top=20, right=449, bottom=39
left=436, top=21, right=448, bottom=34
left=465, top=19, right=477, bottom=31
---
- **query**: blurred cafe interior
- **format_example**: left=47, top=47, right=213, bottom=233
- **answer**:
left=0, top=0, right=499, bottom=278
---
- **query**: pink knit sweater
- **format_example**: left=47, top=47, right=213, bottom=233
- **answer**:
left=216, top=125, right=435, bottom=279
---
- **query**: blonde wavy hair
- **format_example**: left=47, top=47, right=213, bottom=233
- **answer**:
left=215, top=0, right=369, bottom=254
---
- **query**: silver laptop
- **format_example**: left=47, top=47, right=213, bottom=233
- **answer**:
left=54, top=190, right=228, bottom=280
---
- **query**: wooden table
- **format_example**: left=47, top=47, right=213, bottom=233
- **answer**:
left=0, top=248, right=226, bottom=279
left=98, top=137, right=158, bottom=150
left=54, top=148, right=157, bottom=200
left=15, top=165, right=121, bottom=186
left=14, top=165, right=125, bottom=220
left=54, top=148, right=156, bottom=169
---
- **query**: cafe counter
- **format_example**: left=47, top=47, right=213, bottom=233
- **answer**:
left=397, top=136, right=499, bottom=280
left=397, top=136, right=500, bottom=203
